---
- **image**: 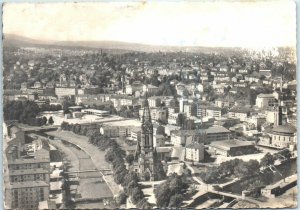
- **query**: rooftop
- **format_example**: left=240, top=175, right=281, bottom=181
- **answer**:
left=9, top=168, right=49, bottom=176
left=8, top=157, right=50, bottom=165
left=68, top=105, right=83, bottom=109
left=257, top=93, right=274, bottom=98
left=50, top=181, right=63, bottom=191
left=102, top=119, right=141, bottom=127
left=82, top=109, right=109, bottom=114
left=229, top=106, right=252, bottom=113
left=271, top=125, right=297, bottom=134
left=186, top=142, right=205, bottom=150
left=206, top=126, right=230, bottom=134
left=156, top=147, right=172, bottom=153
left=210, top=139, right=254, bottom=150
left=6, top=181, right=49, bottom=189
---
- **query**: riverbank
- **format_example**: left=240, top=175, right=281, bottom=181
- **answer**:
left=46, top=130, right=122, bottom=196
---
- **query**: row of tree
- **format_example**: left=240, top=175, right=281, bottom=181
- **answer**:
left=105, top=148, right=150, bottom=208
left=4, top=100, right=54, bottom=126
left=4, top=100, right=40, bottom=123
left=60, top=122, right=98, bottom=136
left=40, top=103, right=62, bottom=112
left=29, top=116, right=54, bottom=126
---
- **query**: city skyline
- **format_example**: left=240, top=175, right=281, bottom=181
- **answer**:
left=3, top=1, right=296, bottom=48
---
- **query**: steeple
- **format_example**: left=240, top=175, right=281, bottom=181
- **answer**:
left=134, top=141, right=141, bottom=161
left=143, top=93, right=152, bottom=123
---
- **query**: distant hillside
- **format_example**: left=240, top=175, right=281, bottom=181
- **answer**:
left=3, top=34, right=55, bottom=46
left=3, top=33, right=239, bottom=54
left=4, top=34, right=295, bottom=58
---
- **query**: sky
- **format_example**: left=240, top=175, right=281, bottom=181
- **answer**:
left=3, top=1, right=296, bottom=48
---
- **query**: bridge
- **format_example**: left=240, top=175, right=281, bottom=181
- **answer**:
left=185, top=163, right=264, bottom=207
left=208, top=190, right=263, bottom=206
left=20, top=125, right=60, bottom=132
left=64, top=168, right=111, bottom=174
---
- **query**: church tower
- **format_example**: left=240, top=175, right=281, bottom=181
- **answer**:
left=135, top=96, right=157, bottom=181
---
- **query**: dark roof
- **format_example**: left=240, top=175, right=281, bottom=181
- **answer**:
left=272, top=125, right=296, bottom=134
left=229, top=106, right=251, bottom=113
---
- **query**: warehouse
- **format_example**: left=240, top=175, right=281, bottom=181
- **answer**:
left=210, top=139, right=256, bottom=157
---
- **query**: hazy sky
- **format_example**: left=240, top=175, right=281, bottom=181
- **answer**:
left=3, top=1, right=296, bottom=47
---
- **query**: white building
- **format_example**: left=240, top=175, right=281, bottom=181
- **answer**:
left=185, top=143, right=205, bottom=162
left=256, top=94, right=277, bottom=109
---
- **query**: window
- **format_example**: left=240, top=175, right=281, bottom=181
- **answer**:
left=145, top=136, right=149, bottom=147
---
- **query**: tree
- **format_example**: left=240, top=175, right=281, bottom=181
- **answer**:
left=105, top=148, right=116, bottom=162
left=35, top=118, right=43, bottom=126
left=61, top=121, right=69, bottom=130
left=260, top=75, right=266, bottom=80
left=203, top=167, right=219, bottom=183
left=155, top=183, right=171, bottom=207
left=73, top=124, right=81, bottom=134
left=126, top=180, right=139, bottom=195
left=275, top=149, right=291, bottom=161
left=168, top=194, right=184, bottom=207
left=42, top=116, right=47, bottom=125
left=123, top=171, right=139, bottom=187
left=137, top=198, right=151, bottom=209
left=80, top=126, right=88, bottom=136
left=154, top=160, right=166, bottom=180
left=177, top=113, right=186, bottom=128
left=115, top=191, right=127, bottom=205
left=48, top=116, right=54, bottom=125
left=247, top=159, right=260, bottom=176
left=131, top=187, right=144, bottom=204
left=125, top=154, right=135, bottom=165
left=260, top=153, right=275, bottom=168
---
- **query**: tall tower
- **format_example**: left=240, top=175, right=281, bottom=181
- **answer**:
left=136, top=96, right=157, bottom=181
left=121, top=73, right=125, bottom=94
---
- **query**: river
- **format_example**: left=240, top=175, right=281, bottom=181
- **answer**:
left=32, top=130, right=114, bottom=209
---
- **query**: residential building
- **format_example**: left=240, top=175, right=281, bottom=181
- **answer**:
left=228, top=107, right=251, bottom=122
left=55, top=87, right=77, bottom=99
left=205, top=126, right=231, bottom=142
left=185, top=143, right=205, bottom=162
left=148, top=97, right=161, bottom=108
left=4, top=126, right=51, bottom=209
left=143, top=84, right=159, bottom=95
left=256, top=93, right=278, bottom=109
left=183, top=103, right=197, bottom=117
left=215, top=98, right=235, bottom=108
